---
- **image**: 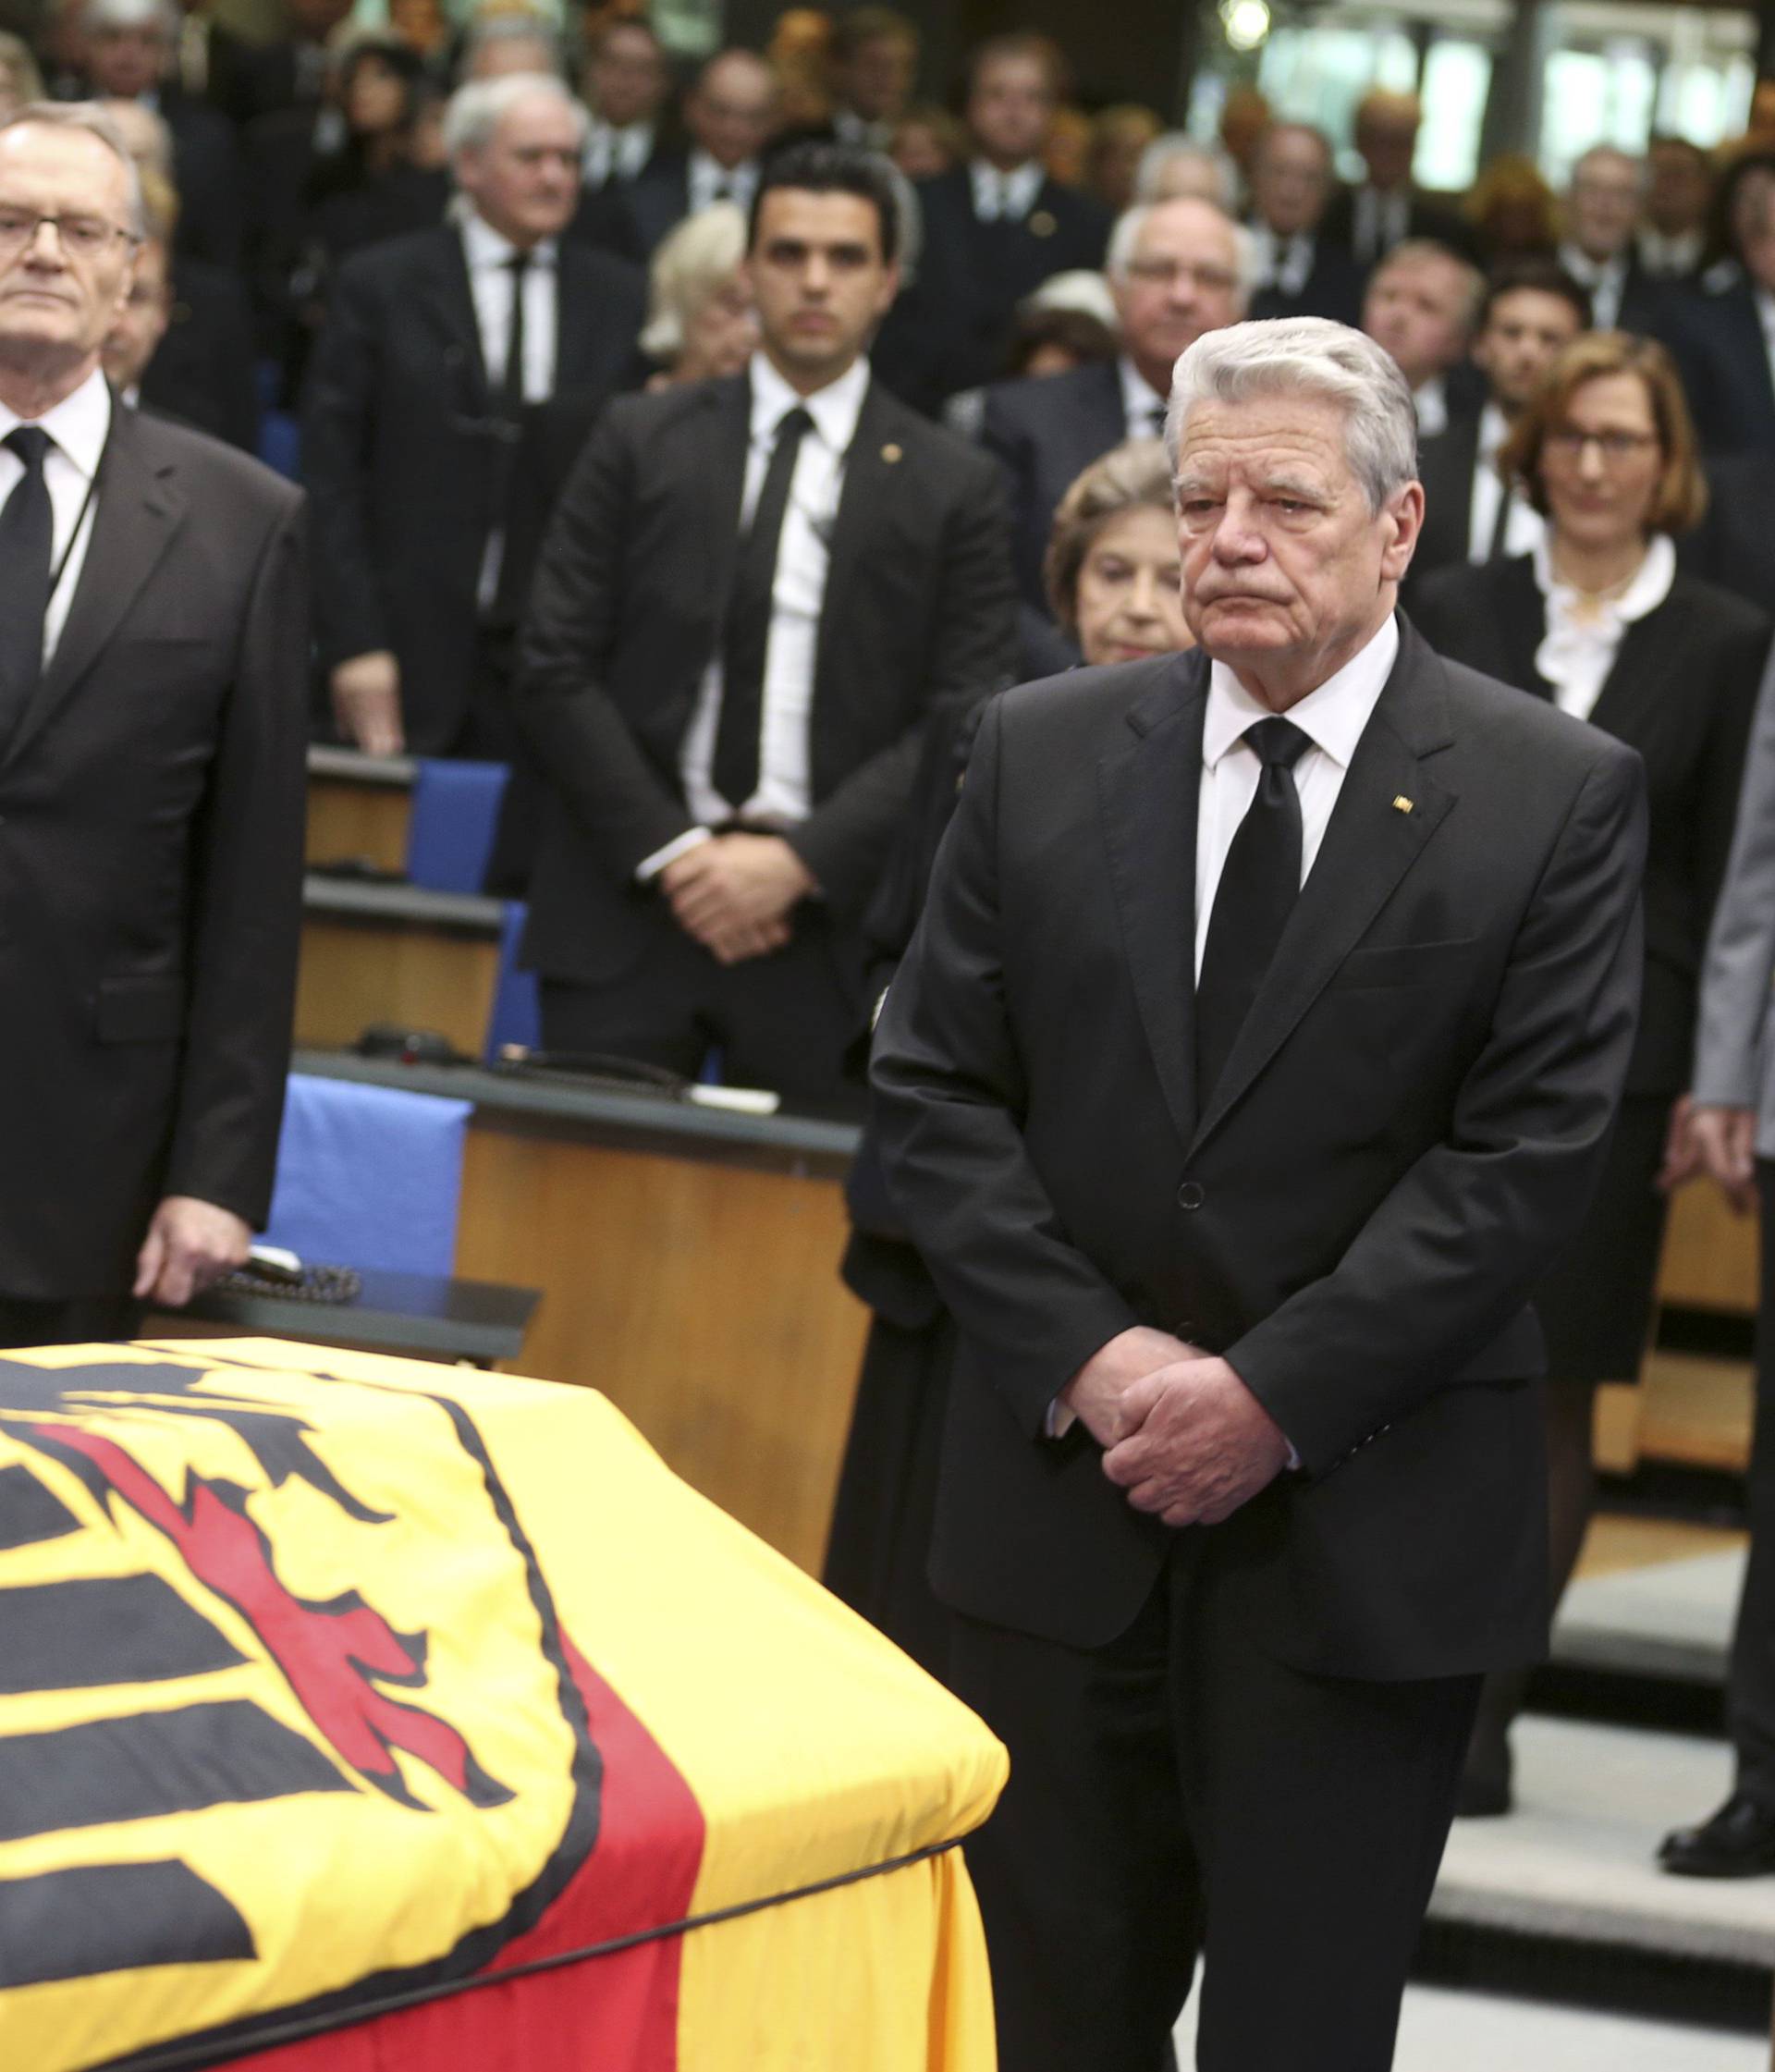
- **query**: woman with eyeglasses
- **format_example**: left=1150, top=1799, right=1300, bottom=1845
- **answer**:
left=1413, top=330, right=1771, bottom=1818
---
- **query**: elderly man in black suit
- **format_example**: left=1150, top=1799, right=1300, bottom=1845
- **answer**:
left=514, top=143, right=1013, bottom=1104
left=1559, top=146, right=1666, bottom=335
left=302, top=71, right=644, bottom=760
left=1246, top=121, right=1366, bottom=326
left=982, top=193, right=1249, bottom=613
left=0, top=103, right=306, bottom=1345
left=874, top=32, right=1110, bottom=413
left=868, top=315, right=1646, bottom=2068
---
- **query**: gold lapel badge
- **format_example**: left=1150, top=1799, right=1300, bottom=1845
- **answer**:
left=881, top=442, right=903, bottom=464
left=1029, top=210, right=1057, bottom=238
left=1392, top=795, right=1414, bottom=815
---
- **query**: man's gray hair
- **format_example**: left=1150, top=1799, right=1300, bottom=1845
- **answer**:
left=1133, top=131, right=1238, bottom=212
left=442, top=72, right=586, bottom=160
left=459, top=15, right=567, bottom=81
left=82, top=0, right=176, bottom=34
left=1108, top=199, right=1256, bottom=310
left=1166, top=317, right=1418, bottom=514
left=0, top=101, right=145, bottom=237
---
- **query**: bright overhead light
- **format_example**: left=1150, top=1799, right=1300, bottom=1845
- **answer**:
left=1220, top=0, right=1270, bottom=50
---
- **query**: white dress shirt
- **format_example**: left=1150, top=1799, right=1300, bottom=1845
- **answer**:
left=1637, top=227, right=1703, bottom=279
left=1414, top=375, right=1449, bottom=439
left=1194, top=615, right=1399, bottom=978
left=460, top=210, right=558, bottom=609
left=688, top=149, right=759, bottom=216
left=1467, top=400, right=1543, bottom=564
left=1560, top=243, right=1628, bottom=332
left=1247, top=223, right=1314, bottom=298
left=1532, top=530, right=1674, bottom=723
left=970, top=159, right=1044, bottom=223
left=583, top=116, right=655, bottom=187
left=640, top=352, right=871, bottom=878
left=1119, top=357, right=1168, bottom=440
left=1757, top=288, right=1775, bottom=406
left=0, top=365, right=110, bottom=671
left=1353, top=185, right=1409, bottom=264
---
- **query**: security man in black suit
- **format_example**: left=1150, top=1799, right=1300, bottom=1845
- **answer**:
left=302, top=71, right=644, bottom=759
left=0, top=104, right=306, bottom=1345
left=869, top=316, right=1646, bottom=2068
left=874, top=33, right=1110, bottom=413
left=514, top=143, right=1014, bottom=1104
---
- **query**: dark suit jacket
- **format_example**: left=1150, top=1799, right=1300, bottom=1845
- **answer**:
left=161, top=88, right=246, bottom=271
left=1658, top=274, right=1775, bottom=455
left=0, top=403, right=307, bottom=1299
left=1411, top=557, right=1766, bottom=1093
left=1681, top=453, right=1775, bottom=607
left=1408, top=406, right=1485, bottom=583
left=1320, top=184, right=1479, bottom=264
left=874, top=168, right=1113, bottom=413
left=572, top=146, right=694, bottom=263
left=868, top=619, right=1646, bottom=1676
left=300, top=225, right=646, bottom=753
left=139, top=255, right=261, bottom=453
left=1248, top=235, right=1368, bottom=327
left=980, top=360, right=1130, bottom=611
left=512, top=368, right=1016, bottom=983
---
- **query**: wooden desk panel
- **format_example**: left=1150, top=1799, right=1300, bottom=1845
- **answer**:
left=456, top=1125, right=870, bottom=1575
left=306, top=778, right=412, bottom=873
left=1658, top=1182, right=1759, bottom=1314
left=296, top=922, right=499, bottom=1052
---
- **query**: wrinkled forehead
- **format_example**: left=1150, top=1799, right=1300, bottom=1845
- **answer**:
left=0, top=123, right=132, bottom=215
left=1174, top=392, right=1354, bottom=489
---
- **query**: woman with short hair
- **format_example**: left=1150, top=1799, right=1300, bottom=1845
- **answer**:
left=1413, top=331, right=1772, bottom=1816
left=639, top=202, right=759, bottom=388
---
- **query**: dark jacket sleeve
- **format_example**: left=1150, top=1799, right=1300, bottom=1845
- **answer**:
left=1230, top=742, right=1648, bottom=1471
left=787, top=449, right=1016, bottom=913
left=509, top=402, right=698, bottom=877
left=870, top=693, right=1145, bottom=1433
left=299, top=256, right=392, bottom=668
left=1687, top=609, right=1770, bottom=983
left=163, top=489, right=310, bottom=1226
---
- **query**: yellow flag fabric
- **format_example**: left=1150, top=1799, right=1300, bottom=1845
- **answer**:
left=0, top=1338, right=1006, bottom=2072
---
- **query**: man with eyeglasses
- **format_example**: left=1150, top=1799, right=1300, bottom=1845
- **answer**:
left=0, top=104, right=306, bottom=1346
left=983, top=196, right=1251, bottom=616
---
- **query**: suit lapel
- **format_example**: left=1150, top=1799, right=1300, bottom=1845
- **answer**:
left=815, top=380, right=898, bottom=675
left=1587, top=582, right=1690, bottom=742
left=703, top=374, right=752, bottom=614
left=1491, top=555, right=1549, bottom=698
left=1098, top=654, right=1207, bottom=1151
left=6, top=402, right=186, bottom=766
left=425, top=227, right=489, bottom=405
left=554, top=245, right=594, bottom=385
left=1188, top=623, right=1457, bottom=1154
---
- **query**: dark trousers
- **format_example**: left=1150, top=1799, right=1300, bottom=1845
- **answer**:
left=539, top=902, right=860, bottom=1110
left=949, top=1534, right=1480, bottom=2072
left=0, top=1296, right=143, bottom=1351
left=1729, top=1161, right=1775, bottom=1804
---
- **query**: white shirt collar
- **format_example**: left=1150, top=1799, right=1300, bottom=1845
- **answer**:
left=691, top=149, right=756, bottom=202
left=1204, top=614, right=1400, bottom=772
left=971, top=159, right=1044, bottom=221
left=747, top=349, right=870, bottom=455
left=1119, top=356, right=1166, bottom=435
left=1477, top=398, right=1510, bottom=460
left=0, top=364, right=111, bottom=478
left=1559, top=241, right=1625, bottom=289
left=1532, top=528, right=1675, bottom=626
left=1414, top=374, right=1448, bottom=439
left=460, top=208, right=557, bottom=272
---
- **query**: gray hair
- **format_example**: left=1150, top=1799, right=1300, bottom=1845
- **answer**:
left=640, top=200, right=747, bottom=360
left=81, top=0, right=176, bottom=34
left=1108, top=198, right=1257, bottom=310
left=1133, top=132, right=1238, bottom=211
left=1166, top=317, right=1418, bottom=514
left=459, top=14, right=566, bottom=82
left=0, top=101, right=145, bottom=237
left=442, top=72, right=585, bottom=160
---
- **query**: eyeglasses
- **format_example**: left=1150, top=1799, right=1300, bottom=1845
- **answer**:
left=0, top=209, right=139, bottom=260
left=1124, top=258, right=1241, bottom=293
left=1544, top=426, right=1659, bottom=463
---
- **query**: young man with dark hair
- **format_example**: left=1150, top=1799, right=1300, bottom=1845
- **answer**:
left=513, top=142, right=1014, bottom=1103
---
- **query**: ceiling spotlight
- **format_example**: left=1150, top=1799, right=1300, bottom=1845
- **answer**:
left=1221, top=0, right=1271, bottom=51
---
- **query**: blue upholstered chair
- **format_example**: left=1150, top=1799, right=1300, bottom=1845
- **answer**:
left=405, top=761, right=510, bottom=895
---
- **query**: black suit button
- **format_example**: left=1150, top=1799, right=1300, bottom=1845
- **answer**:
left=1176, top=1181, right=1206, bottom=1210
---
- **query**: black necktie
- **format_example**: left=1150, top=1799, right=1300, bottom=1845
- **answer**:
left=1487, top=477, right=1515, bottom=562
left=1194, top=717, right=1312, bottom=1106
left=714, top=406, right=813, bottom=812
left=500, top=251, right=530, bottom=416
left=0, top=425, right=54, bottom=742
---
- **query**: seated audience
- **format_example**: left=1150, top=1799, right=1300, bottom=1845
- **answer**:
left=221, top=0, right=352, bottom=127
left=578, top=13, right=673, bottom=197
left=887, top=100, right=959, bottom=182
left=638, top=200, right=757, bottom=386
left=0, top=30, right=45, bottom=116
left=1411, top=256, right=1588, bottom=583
left=82, top=0, right=243, bottom=267
left=982, top=194, right=1249, bottom=610
left=1132, top=129, right=1237, bottom=211
left=826, top=435, right=1192, bottom=1674
left=1411, top=334, right=1769, bottom=1815
left=1323, top=87, right=1477, bottom=263
left=511, top=143, right=1014, bottom=1105
left=1560, top=144, right=1665, bottom=332
left=459, top=13, right=565, bottom=84
left=813, top=6, right=917, bottom=153
left=1361, top=235, right=1484, bottom=434
left=302, top=71, right=645, bottom=757
left=1245, top=120, right=1365, bottom=325
left=1465, top=151, right=1560, bottom=264
left=1084, top=102, right=1160, bottom=215
left=939, top=280, right=1118, bottom=441
left=1659, top=157, right=1775, bottom=454
left=874, top=31, right=1111, bottom=413
left=1640, top=132, right=1712, bottom=281
left=1216, top=80, right=1268, bottom=194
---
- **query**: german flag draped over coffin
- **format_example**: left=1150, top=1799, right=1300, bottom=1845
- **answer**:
left=0, top=1340, right=1007, bottom=2072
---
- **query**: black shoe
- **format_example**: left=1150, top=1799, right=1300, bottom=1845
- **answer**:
left=1659, top=1792, right=1775, bottom=1877
left=1455, top=1741, right=1512, bottom=1819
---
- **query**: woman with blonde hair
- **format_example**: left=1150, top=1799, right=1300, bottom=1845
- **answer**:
left=638, top=201, right=759, bottom=387
left=1414, top=332, right=1771, bottom=1816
